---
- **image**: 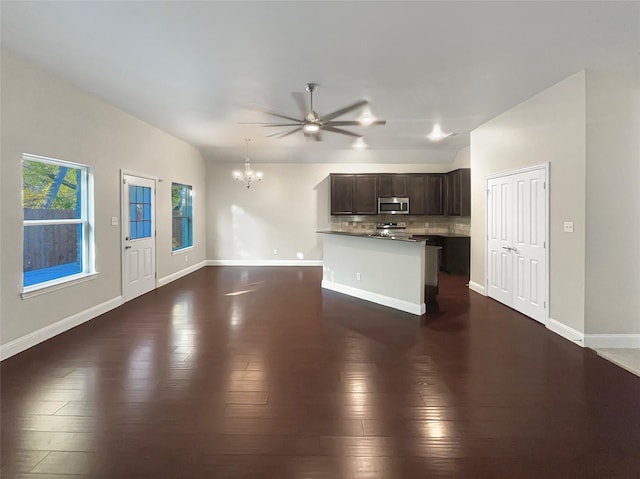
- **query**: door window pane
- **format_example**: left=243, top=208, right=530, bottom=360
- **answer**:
left=129, top=185, right=152, bottom=240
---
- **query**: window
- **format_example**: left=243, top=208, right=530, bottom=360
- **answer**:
left=172, top=183, right=192, bottom=251
left=22, top=154, right=94, bottom=290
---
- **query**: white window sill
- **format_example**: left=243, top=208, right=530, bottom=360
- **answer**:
left=172, top=246, right=194, bottom=256
left=21, top=272, right=99, bottom=300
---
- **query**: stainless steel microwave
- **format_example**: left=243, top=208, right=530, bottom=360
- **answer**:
left=378, top=197, right=409, bottom=215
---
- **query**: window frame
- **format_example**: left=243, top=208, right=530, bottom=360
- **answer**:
left=171, top=182, right=193, bottom=252
left=22, top=154, right=96, bottom=297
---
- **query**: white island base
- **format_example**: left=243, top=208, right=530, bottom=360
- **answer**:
left=320, top=232, right=432, bottom=316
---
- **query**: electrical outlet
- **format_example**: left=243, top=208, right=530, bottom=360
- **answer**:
left=563, top=221, right=574, bottom=233
left=273, top=249, right=278, bottom=255
left=356, top=272, right=361, bottom=281
left=184, top=255, right=188, bottom=262
left=111, top=216, right=118, bottom=226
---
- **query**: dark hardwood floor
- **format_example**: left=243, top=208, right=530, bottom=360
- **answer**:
left=2, top=267, right=639, bottom=478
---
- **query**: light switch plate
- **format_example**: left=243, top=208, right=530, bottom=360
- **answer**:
left=563, top=221, right=574, bottom=233
left=111, top=217, right=119, bottom=226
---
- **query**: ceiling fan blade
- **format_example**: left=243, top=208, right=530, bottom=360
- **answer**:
left=324, top=120, right=361, bottom=126
left=291, top=92, right=308, bottom=117
left=326, top=120, right=387, bottom=126
left=268, top=126, right=303, bottom=139
left=254, top=108, right=303, bottom=123
left=321, top=100, right=368, bottom=121
left=322, top=125, right=363, bottom=138
left=239, top=122, right=301, bottom=126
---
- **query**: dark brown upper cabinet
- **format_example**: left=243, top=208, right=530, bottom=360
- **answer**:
left=425, top=174, right=445, bottom=215
left=330, top=174, right=354, bottom=215
left=330, top=174, right=378, bottom=215
left=354, top=175, right=378, bottom=214
left=445, top=168, right=471, bottom=216
left=330, top=169, right=469, bottom=216
left=407, top=175, right=426, bottom=215
left=378, top=175, right=407, bottom=197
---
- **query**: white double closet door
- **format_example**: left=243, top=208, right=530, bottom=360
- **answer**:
left=487, top=166, right=547, bottom=324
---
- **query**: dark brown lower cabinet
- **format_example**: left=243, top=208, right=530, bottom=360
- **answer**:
left=443, top=236, right=470, bottom=275
left=413, top=235, right=470, bottom=275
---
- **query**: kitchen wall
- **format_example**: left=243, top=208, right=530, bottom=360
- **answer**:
left=471, top=69, right=640, bottom=341
left=470, top=71, right=587, bottom=334
left=1, top=52, right=207, bottom=348
left=584, top=70, right=640, bottom=336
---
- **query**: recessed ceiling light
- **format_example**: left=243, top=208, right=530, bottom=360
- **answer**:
left=427, top=124, right=455, bottom=142
left=353, top=138, right=367, bottom=149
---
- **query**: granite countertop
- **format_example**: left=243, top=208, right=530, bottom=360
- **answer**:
left=409, top=232, right=471, bottom=238
left=317, top=230, right=425, bottom=243
left=319, top=230, right=470, bottom=240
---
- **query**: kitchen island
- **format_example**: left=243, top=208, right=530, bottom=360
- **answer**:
left=318, top=231, right=440, bottom=315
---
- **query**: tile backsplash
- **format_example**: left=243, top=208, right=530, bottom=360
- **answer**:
left=329, top=215, right=471, bottom=236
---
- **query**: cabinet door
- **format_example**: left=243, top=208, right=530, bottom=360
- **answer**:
left=444, top=237, right=470, bottom=275
left=330, top=175, right=354, bottom=215
left=407, top=175, right=426, bottom=215
left=354, top=175, right=378, bottom=214
left=425, top=174, right=445, bottom=215
left=445, top=169, right=471, bottom=216
left=378, top=175, right=407, bottom=197
left=446, top=170, right=461, bottom=216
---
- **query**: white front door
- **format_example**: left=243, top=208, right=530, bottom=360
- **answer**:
left=487, top=167, right=547, bottom=324
left=122, top=174, right=156, bottom=301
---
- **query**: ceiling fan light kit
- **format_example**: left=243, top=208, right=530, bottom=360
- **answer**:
left=244, top=83, right=386, bottom=141
left=233, top=139, right=262, bottom=189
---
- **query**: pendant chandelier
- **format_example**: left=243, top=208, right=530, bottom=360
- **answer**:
left=233, top=138, right=263, bottom=189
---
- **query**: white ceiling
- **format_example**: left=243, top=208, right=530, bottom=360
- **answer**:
left=2, top=1, right=639, bottom=163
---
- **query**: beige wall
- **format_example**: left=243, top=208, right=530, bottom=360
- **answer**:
left=584, top=70, right=640, bottom=334
left=470, top=71, right=587, bottom=333
left=1, top=52, right=207, bottom=346
left=206, top=162, right=455, bottom=262
left=451, top=146, right=470, bottom=169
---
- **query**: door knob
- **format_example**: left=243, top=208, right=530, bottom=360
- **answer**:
left=125, top=246, right=132, bottom=250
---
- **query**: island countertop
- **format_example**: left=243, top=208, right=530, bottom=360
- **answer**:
left=316, top=230, right=426, bottom=243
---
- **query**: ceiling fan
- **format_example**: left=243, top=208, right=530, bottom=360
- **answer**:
left=242, top=83, right=386, bottom=141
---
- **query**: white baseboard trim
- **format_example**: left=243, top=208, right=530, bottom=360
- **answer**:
left=158, top=260, right=207, bottom=287
left=321, top=280, right=426, bottom=316
left=207, top=259, right=323, bottom=267
left=547, top=318, right=585, bottom=347
left=584, top=334, right=640, bottom=349
left=468, top=281, right=486, bottom=296
left=1, top=296, right=124, bottom=361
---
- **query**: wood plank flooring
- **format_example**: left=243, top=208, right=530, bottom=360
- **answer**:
left=2, top=266, right=640, bottom=478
